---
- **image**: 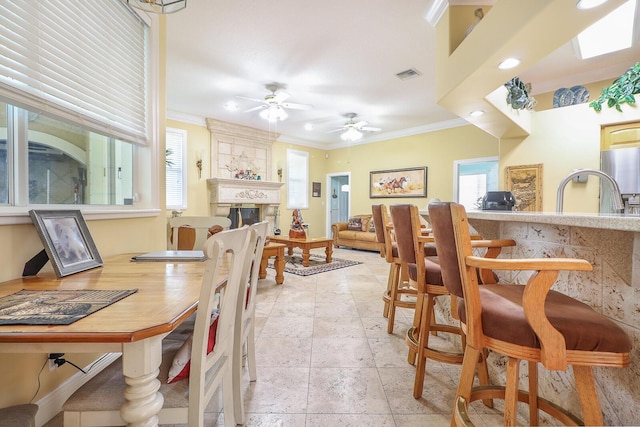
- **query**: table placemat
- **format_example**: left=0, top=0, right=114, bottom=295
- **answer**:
left=0, top=289, right=138, bottom=325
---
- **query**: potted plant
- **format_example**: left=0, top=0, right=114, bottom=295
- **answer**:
left=590, top=62, right=640, bottom=112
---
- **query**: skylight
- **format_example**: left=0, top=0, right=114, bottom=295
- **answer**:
left=576, top=0, right=636, bottom=59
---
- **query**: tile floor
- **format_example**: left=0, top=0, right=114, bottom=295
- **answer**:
left=45, top=247, right=507, bottom=427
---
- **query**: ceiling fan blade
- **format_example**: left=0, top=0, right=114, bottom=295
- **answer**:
left=327, top=128, right=344, bottom=133
left=273, top=91, right=290, bottom=104
left=236, top=95, right=265, bottom=103
left=244, top=105, right=265, bottom=113
left=361, top=126, right=381, bottom=132
left=353, top=121, right=368, bottom=128
left=282, top=102, right=313, bottom=110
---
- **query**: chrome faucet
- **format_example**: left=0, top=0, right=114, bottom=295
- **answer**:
left=556, top=169, right=624, bottom=213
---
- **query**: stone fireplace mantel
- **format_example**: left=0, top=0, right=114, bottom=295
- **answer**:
left=207, top=178, right=284, bottom=232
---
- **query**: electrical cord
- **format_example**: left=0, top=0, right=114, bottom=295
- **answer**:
left=31, top=353, right=112, bottom=403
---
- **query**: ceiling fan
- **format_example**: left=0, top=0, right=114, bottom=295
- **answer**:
left=238, top=83, right=312, bottom=122
left=329, top=113, right=381, bottom=141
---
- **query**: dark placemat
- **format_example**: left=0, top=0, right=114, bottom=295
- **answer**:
left=0, top=289, right=137, bottom=325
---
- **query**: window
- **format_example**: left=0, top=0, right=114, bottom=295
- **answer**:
left=0, top=1, right=156, bottom=216
left=166, top=128, right=187, bottom=210
left=286, top=149, right=309, bottom=209
left=453, top=157, right=498, bottom=210
left=0, top=103, right=134, bottom=206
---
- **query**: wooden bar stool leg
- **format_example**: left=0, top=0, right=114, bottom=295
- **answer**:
left=574, top=365, right=604, bottom=426
left=451, top=346, right=482, bottom=427
left=504, top=357, right=521, bottom=427
left=382, top=263, right=394, bottom=318
left=387, top=263, right=401, bottom=333
left=413, top=293, right=435, bottom=398
left=407, top=290, right=423, bottom=365
left=528, top=361, right=539, bottom=425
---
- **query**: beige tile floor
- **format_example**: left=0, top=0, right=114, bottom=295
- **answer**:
left=45, top=247, right=507, bottom=427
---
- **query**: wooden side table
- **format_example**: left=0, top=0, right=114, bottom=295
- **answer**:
left=259, top=242, right=286, bottom=284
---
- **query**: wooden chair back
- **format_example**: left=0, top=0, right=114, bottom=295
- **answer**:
left=169, top=216, right=232, bottom=250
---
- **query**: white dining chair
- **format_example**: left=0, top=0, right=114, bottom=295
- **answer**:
left=233, top=221, right=268, bottom=424
left=62, top=226, right=252, bottom=427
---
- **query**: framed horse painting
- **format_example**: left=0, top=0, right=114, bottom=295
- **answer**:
left=369, top=167, right=428, bottom=198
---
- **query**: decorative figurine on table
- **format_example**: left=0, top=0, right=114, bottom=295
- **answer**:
left=289, top=209, right=306, bottom=239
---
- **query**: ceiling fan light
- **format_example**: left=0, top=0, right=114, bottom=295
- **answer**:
left=341, top=127, right=363, bottom=141
left=259, top=105, right=288, bottom=122
left=126, top=0, right=187, bottom=14
left=576, top=0, right=608, bottom=9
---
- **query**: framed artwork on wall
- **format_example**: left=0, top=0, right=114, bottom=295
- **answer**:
left=312, top=182, right=321, bottom=197
left=505, top=163, right=543, bottom=212
left=28, top=210, right=103, bottom=278
left=370, top=166, right=428, bottom=198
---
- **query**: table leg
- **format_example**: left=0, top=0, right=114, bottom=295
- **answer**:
left=287, top=247, right=294, bottom=256
left=259, top=257, right=268, bottom=279
left=325, top=243, right=333, bottom=264
left=274, top=250, right=284, bottom=285
left=120, top=337, right=164, bottom=426
left=302, top=249, right=311, bottom=267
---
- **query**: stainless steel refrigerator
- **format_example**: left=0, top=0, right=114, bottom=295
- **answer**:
left=600, top=147, right=640, bottom=215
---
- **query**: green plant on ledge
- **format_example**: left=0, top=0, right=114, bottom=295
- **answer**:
left=590, top=62, right=640, bottom=112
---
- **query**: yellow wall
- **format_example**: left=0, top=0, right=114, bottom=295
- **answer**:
left=327, top=125, right=498, bottom=215
left=500, top=94, right=640, bottom=213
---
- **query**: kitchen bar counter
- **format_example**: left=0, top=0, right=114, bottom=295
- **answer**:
left=420, top=208, right=640, bottom=425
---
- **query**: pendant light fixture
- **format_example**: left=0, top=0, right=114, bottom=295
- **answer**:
left=126, top=0, right=187, bottom=14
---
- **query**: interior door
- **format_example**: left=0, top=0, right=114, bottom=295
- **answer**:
left=327, top=173, right=350, bottom=237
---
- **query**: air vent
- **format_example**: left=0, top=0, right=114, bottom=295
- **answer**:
left=395, top=68, right=421, bottom=80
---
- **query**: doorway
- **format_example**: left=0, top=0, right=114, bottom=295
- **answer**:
left=326, top=172, right=350, bottom=237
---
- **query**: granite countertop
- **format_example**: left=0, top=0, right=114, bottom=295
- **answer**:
left=419, top=209, right=640, bottom=232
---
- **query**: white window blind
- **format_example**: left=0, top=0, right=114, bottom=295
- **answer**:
left=286, top=149, right=309, bottom=209
left=166, top=128, right=187, bottom=210
left=0, top=0, right=149, bottom=145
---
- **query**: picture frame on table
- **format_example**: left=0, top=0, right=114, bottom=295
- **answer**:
left=505, top=163, right=543, bottom=212
left=29, top=210, right=103, bottom=278
left=369, top=166, right=428, bottom=198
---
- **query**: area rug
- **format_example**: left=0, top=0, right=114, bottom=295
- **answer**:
left=267, top=253, right=362, bottom=276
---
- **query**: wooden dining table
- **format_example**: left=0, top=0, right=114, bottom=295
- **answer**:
left=0, top=253, right=218, bottom=426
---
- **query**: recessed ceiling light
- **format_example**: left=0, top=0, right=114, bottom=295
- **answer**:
left=304, top=123, right=313, bottom=131
left=224, top=102, right=238, bottom=111
left=576, top=0, right=608, bottom=10
left=469, top=110, right=484, bottom=117
left=498, top=58, right=521, bottom=70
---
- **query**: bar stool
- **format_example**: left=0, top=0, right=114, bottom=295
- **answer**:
left=429, top=201, right=632, bottom=426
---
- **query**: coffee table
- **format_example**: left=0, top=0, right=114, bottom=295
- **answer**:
left=268, top=235, right=333, bottom=267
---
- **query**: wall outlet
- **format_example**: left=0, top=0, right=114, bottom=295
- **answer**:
left=48, top=353, right=64, bottom=371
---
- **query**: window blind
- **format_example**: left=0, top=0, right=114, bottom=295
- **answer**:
left=0, top=0, right=149, bottom=145
left=166, top=128, right=186, bottom=209
left=286, top=149, right=309, bottom=209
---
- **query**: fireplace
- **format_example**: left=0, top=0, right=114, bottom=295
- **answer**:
left=228, top=207, right=261, bottom=229
left=207, top=178, right=284, bottom=235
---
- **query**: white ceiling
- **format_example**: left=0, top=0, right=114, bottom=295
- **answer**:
left=165, top=0, right=640, bottom=149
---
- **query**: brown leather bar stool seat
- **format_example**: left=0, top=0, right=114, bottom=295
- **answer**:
left=429, top=201, right=632, bottom=426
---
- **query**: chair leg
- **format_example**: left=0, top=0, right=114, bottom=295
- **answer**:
left=504, top=357, right=520, bottom=427
left=528, top=361, right=539, bottom=425
left=574, top=365, right=604, bottom=426
left=413, top=293, right=435, bottom=398
left=475, top=348, right=493, bottom=408
left=407, top=290, right=423, bottom=365
left=382, top=263, right=395, bottom=318
left=247, top=326, right=257, bottom=382
left=224, top=366, right=238, bottom=427
left=386, top=263, right=401, bottom=333
left=451, top=345, right=482, bottom=427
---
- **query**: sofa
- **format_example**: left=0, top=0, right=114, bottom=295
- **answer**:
left=331, top=214, right=382, bottom=252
